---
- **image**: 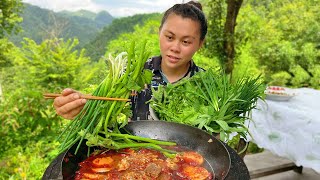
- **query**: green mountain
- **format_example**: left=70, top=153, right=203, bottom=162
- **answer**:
left=59, top=9, right=97, bottom=19
left=59, top=9, right=113, bottom=28
left=10, top=3, right=114, bottom=47
left=84, top=13, right=162, bottom=61
left=9, top=3, right=162, bottom=62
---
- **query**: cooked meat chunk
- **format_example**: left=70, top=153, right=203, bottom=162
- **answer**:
left=166, top=156, right=179, bottom=170
left=117, top=157, right=130, bottom=171
left=124, top=152, right=158, bottom=171
left=144, top=163, right=162, bottom=178
left=157, top=172, right=173, bottom=180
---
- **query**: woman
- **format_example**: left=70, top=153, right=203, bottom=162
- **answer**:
left=54, top=1, right=207, bottom=120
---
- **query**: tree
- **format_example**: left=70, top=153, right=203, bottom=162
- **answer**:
left=223, top=0, right=243, bottom=75
left=203, top=0, right=243, bottom=75
left=202, top=0, right=225, bottom=60
left=40, top=12, right=70, bottom=40
left=236, top=0, right=320, bottom=87
left=0, top=38, right=100, bottom=178
left=106, top=20, right=160, bottom=57
left=0, top=0, right=23, bottom=38
left=0, top=0, right=23, bottom=76
left=0, top=38, right=15, bottom=68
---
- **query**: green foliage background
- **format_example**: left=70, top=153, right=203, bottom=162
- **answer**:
left=0, top=0, right=319, bottom=179
left=234, top=0, right=320, bottom=87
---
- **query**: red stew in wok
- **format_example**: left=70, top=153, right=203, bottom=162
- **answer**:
left=75, top=146, right=213, bottom=180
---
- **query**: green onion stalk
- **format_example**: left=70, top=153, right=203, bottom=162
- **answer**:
left=149, top=69, right=265, bottom=142
left=58, top=41, right=176, bottom=156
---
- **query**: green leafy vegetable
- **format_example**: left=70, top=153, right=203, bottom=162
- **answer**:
left=58, top=41, right=176, bottom=156
left=149, top=69, right=265, bottom=141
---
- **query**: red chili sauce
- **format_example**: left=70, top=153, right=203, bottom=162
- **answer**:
left=75, top=146, right=213, bottom=180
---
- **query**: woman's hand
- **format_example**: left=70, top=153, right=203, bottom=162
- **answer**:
left=53, top=88, right=87, bottom=120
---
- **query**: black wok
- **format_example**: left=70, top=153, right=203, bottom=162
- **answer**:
left=62, top=120, right=231, bottom=180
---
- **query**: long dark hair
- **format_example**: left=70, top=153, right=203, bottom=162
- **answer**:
left=160, top=1, right=207, bottom=41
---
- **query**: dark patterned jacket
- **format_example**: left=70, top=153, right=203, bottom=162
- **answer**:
left=131, top=56, right=204, bottom=120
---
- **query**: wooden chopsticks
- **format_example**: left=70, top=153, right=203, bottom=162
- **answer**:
left=43, top=93, right=130, bottom=102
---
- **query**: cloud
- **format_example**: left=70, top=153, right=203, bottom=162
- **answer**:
left=22, top=0, right=184, bottom=17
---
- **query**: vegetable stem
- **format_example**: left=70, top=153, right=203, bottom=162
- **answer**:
left=58, top=41, right=176, bottom=156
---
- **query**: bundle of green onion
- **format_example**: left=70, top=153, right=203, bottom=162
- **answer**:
left=149, top=69, right=265, bottom=141
left=58, top=41, right=176, bottom=156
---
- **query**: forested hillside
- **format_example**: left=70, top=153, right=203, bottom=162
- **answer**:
left=59, top=9, right=113, bottom=29
left=234, top=0, right=320, bottom=87
left=84, top=13, right=162, bottom=61
left=9, top=3, right=161, bottom=61
left=9, top=3, right=114, bottom=47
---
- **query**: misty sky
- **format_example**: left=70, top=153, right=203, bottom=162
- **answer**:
left=22, top=0, right=186, bottom=17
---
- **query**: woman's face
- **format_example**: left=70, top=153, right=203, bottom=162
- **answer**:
left=159, top=13, right=204, bottom=71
